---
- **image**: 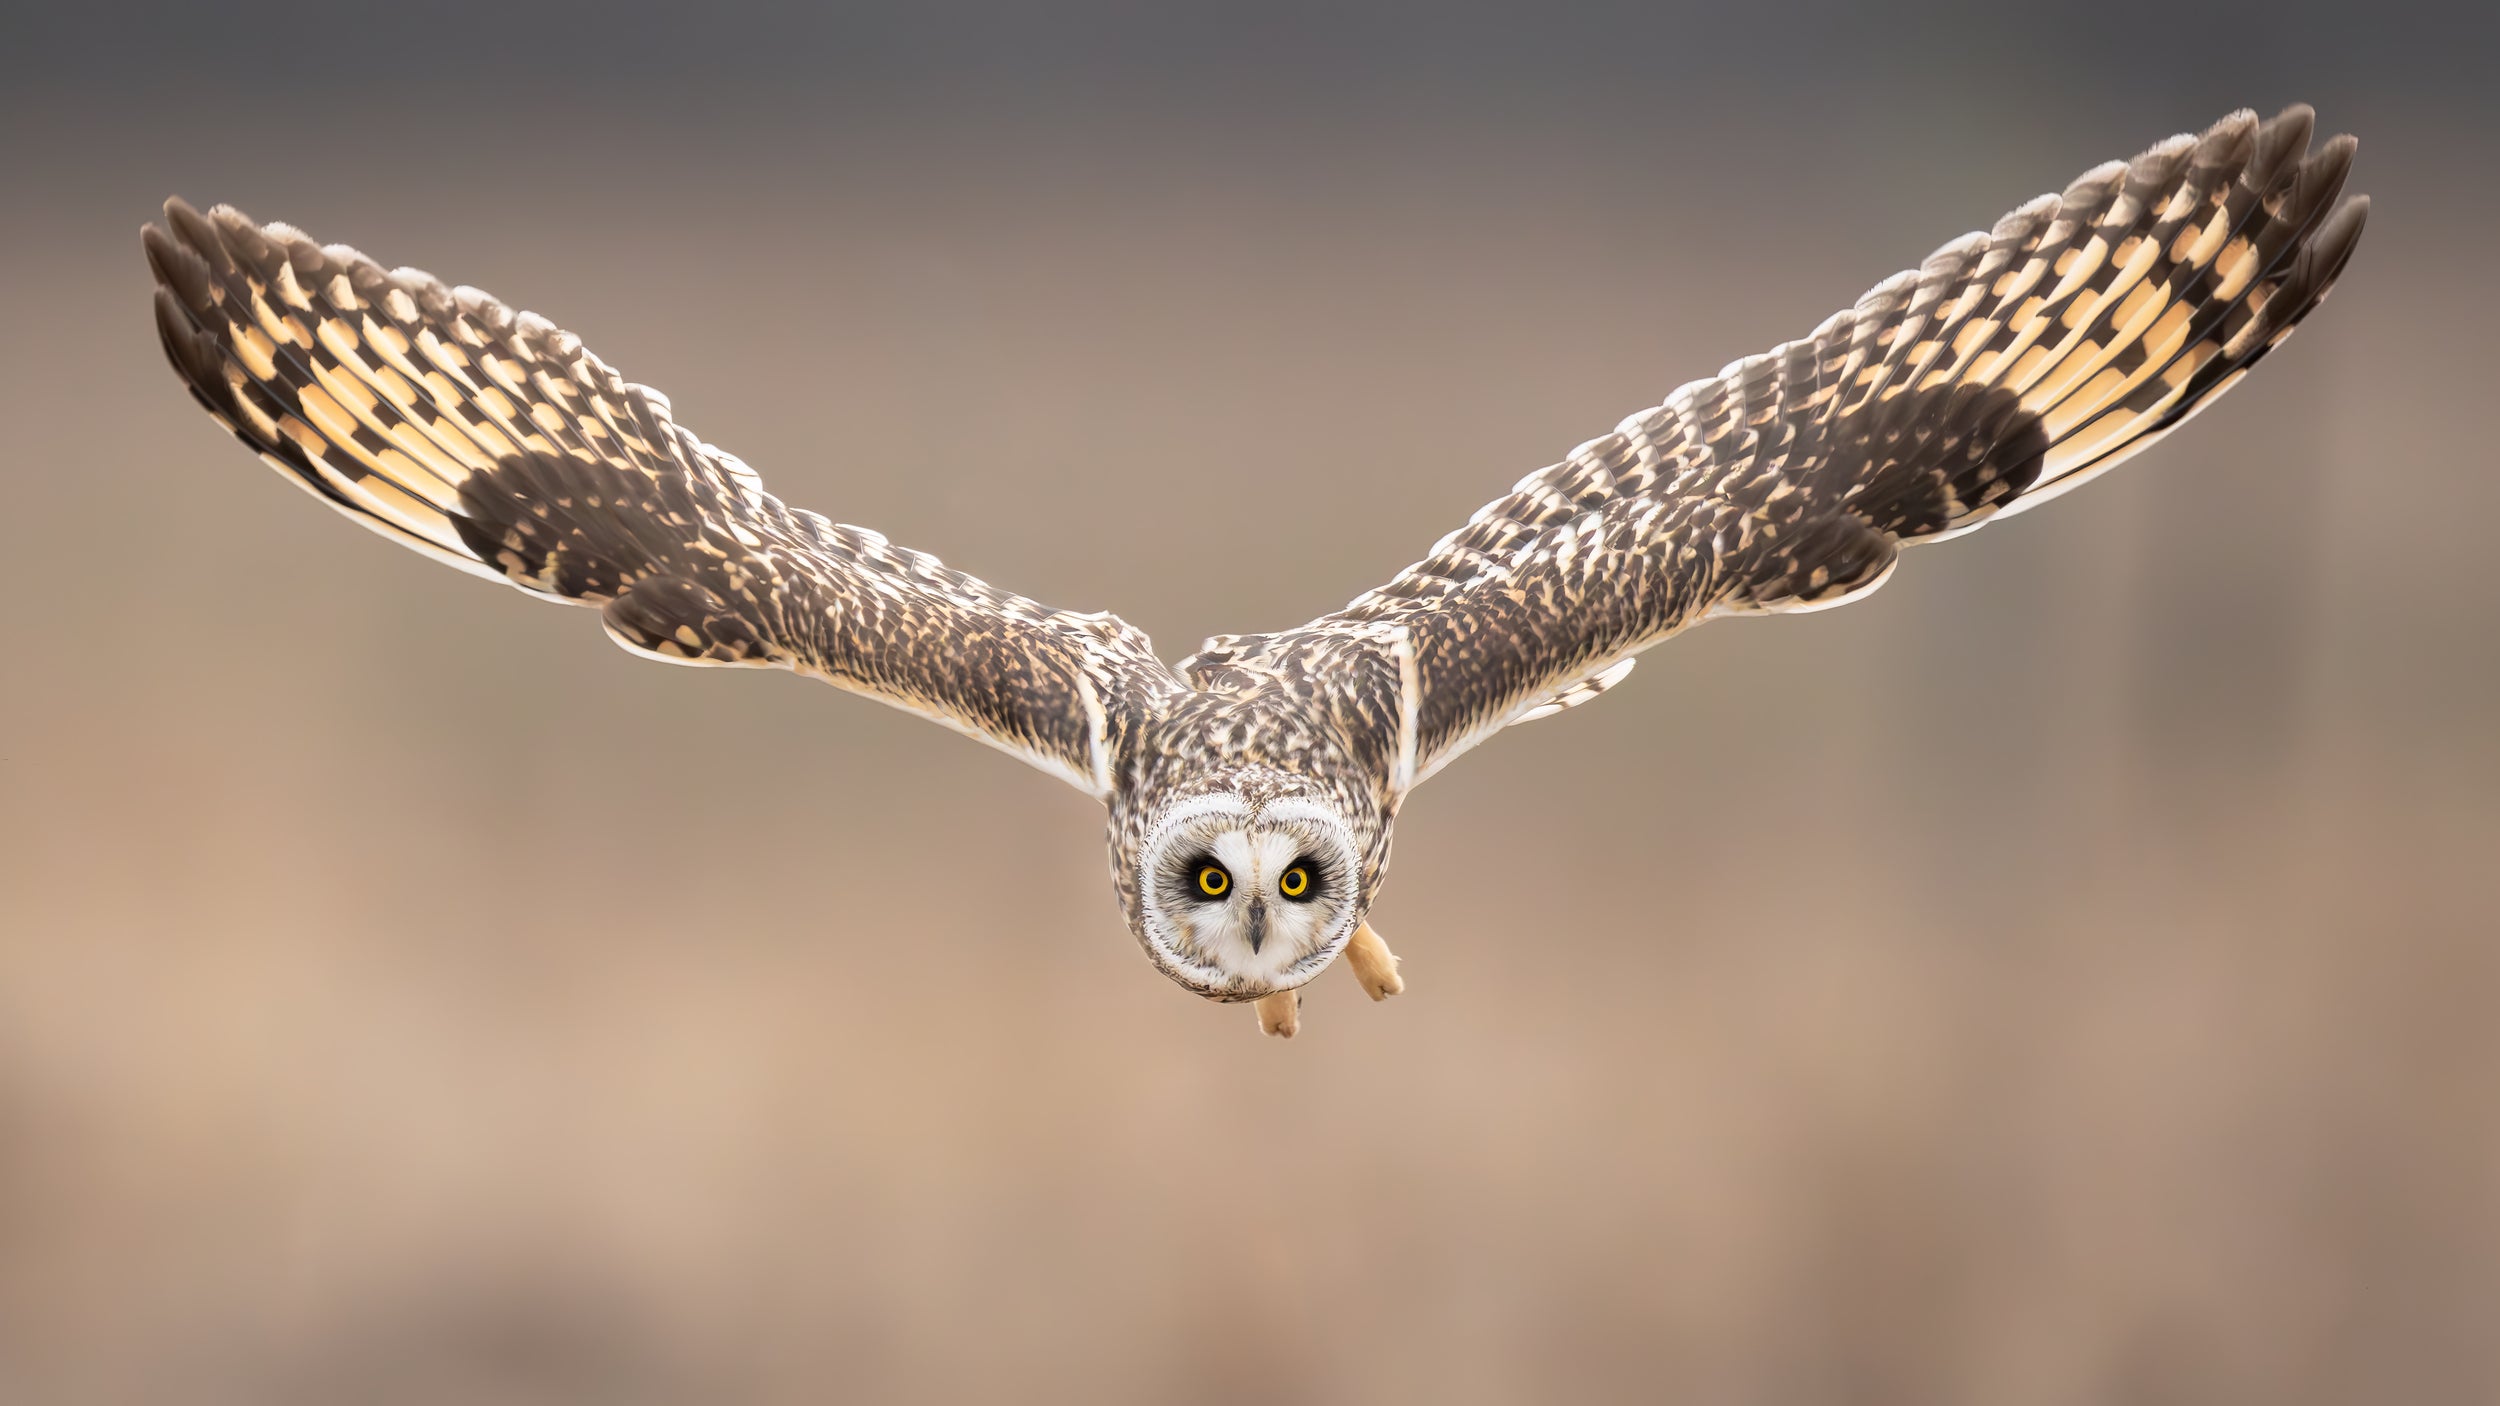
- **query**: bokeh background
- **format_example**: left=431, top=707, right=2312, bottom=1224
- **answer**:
left=2, top=3, right=2494, bottom=1402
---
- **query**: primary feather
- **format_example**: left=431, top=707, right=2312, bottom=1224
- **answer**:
left=146, top=106, right=2368, bottom=1008
left=145, top=199, right=1181, bottom=799
left=1192, top=105, right=2367, bottom=795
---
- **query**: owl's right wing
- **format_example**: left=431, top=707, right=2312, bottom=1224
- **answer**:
left=1188, top=106, right=2366, bottom=802
left=146, top=199, right=1184, bottom=801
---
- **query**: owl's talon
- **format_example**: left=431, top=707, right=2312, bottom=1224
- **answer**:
left=1255, top=990, right=1300, bottom=1038
left=1345, top=921, right=1404, bottom=1001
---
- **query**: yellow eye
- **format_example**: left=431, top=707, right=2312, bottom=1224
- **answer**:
left=1195, top=864, right=1230, bottom=898
left=1279, top=865, right=1311, bottom=900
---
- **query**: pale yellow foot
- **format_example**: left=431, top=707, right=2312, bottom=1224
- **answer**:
left=1254, top=990, right=1301, bottom=1039
left=1344, top=921, right=1405, bottom=1001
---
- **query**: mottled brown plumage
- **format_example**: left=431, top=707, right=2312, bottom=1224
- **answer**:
left=144, top=203, right=1179, bottom=799
left=146, top=105, right=2367, bottom=1023
left=1208, top=106, right=2366, bottom=799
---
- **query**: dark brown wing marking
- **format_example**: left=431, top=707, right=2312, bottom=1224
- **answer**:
left=146, top=199, right=1182, bottom=798
left=1190, top=106, right=2368, bottom=798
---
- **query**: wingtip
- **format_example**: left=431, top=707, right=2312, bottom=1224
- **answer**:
left=161, top=196, right=226, bottom=268
left=2316, top=193, right=2372, bottom=265
left=140, top=217, right=174, bottom=275
left=142, top=215, right=217, bottom=313
left=2253, top=104, right=2318, bottom=180
left=2298, top=133, right=2360, bottom=215
left=2318, top=193, right=2371, bottom=291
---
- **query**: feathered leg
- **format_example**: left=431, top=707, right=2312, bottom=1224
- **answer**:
left=1344, top=921, right=1404, bottom=1001
left=1254, top=990, right=1300, bottom=1038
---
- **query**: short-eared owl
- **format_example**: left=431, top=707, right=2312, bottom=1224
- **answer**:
left=148, top=106, right=2366, bottom=1036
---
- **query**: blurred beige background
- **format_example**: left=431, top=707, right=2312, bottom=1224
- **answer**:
left=2, top=3, right=2494, bottom=1402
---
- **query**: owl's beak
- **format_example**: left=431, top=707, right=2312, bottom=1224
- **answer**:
left=1244, top=898, right=1268, bottom=954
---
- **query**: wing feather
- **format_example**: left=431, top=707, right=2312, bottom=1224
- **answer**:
left=1193, top=106, right=2367, bottom=798
left=147, top=200, right=1182, bottom=799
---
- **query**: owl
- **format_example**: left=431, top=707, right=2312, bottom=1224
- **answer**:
left=146, top=105, right=2366, bottom=1037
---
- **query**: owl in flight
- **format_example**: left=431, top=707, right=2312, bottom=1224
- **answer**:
left=148, top=106, right=2365, bottom=1036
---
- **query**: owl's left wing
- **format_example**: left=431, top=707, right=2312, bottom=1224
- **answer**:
left=146, top=199, right=1183, bottom=800
left=1185, top=106, right=2367, bottom=802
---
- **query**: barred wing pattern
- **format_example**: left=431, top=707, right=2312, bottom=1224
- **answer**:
left=146, top=199, right=1179, bottom=799
left=1198, top=105, right=2368, bottom=797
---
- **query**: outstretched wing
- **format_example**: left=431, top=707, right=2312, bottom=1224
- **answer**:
left=146, top=199, right=1181, bottom=799
left=1186, top=105, right=2368, bottom=802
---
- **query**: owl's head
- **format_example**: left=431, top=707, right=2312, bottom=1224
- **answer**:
left=1133, top=789, right=1365, bottom=1000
